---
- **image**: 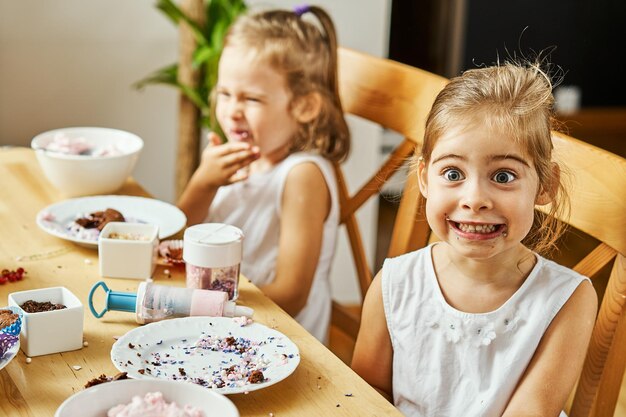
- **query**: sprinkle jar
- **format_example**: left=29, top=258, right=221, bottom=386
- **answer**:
left=183, top=224, right=243, bottom=300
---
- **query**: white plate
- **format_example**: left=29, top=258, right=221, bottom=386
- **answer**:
left=36, top=195, right=187, bottom=248
left=55, top=379, right=239, bottom=417
left=0, top=339, right=19, bottom=371
left=111, top=317, right=300, bottom=394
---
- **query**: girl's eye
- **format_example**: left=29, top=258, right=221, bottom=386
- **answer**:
left=246, top=97, right=261, bottom=103
left=216, top=91, right=230, bottom=98
left=493, top=171, right=516, bottom=183
left=442, top=168, right=465, bottom=182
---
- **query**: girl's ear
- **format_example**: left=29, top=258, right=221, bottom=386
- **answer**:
left=293, top=92, right=322, bottom=123
left=417, top=157, right=428, bottom=198
left=535, top=162, right=560, bottom=206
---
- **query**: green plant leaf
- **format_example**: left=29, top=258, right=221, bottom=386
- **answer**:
left=179, top=83, right=209, bottom=109
left=139, top=0, right=247, bottom=131
left=157, top=0, right=209, bottom=47
left=134, top=64, right=179, bottom=89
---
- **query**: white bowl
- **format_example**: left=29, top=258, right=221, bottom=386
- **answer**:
left=31, top=127, right=143, bottom=197
left=55, top=379, right=239, bottom=417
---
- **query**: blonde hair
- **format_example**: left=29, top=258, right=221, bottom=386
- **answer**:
left=218, top=6, right=350, bottom=162
left=420, top=62, right=569, bottom=255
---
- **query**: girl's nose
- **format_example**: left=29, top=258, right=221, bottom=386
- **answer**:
left=460, top=180, right=493, bottom=212
left=228, top=100, right=244, bottom=119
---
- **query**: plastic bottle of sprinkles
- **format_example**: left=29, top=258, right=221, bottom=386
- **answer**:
left=183, top=223, right=243, bottom=300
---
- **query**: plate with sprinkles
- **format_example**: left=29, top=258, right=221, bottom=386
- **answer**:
left=110, top=316, right=300, bottom=394
left=36, top=195, right=187, bottom=248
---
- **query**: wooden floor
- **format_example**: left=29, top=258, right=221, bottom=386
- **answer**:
left=328, top=196, right=626, bottom=416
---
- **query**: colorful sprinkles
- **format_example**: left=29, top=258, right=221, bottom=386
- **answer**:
left=117, top=325, right=297, bottom=391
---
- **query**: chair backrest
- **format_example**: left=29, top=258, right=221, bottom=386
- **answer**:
left=547, top=132, right=626, bottom=417
left=333, top=47, right=448, bottom=338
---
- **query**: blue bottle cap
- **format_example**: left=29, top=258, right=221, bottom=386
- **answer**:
left=88, top=281, right=137, bottom=318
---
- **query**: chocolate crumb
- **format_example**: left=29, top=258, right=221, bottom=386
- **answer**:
left=84, top=372, right=128, bottom=388
left=248, top=370, right=265, bottom=384
left=20, top=300, right=66, bottom=313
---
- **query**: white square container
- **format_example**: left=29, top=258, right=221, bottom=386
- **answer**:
left=8, top=286, right=84, bottom=357
left=98, top=222, right=159, bottom=279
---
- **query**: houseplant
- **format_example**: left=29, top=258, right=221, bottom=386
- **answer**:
left=136, top=0, right=247, bottom=131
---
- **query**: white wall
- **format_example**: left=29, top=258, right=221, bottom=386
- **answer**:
left=0, top=0, right=179, bottom=202
left=0, top=0, right=391, bottom=304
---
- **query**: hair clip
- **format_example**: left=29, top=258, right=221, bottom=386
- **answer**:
left=293, top=4, right=310, bottom=17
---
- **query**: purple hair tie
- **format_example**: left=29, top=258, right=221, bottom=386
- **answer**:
left=294, top=4, right=310, bottom=17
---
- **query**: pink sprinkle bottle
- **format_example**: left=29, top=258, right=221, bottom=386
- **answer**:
left=183, top=224, right=243, bottom=300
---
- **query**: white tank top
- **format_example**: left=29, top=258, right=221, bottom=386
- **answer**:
left=382, top=244, right=588, bottom=417
left=207, top=152, right=339, bottom=343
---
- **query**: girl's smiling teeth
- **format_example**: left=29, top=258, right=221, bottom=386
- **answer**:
left=448, top=219, right=504, bottom=234
left=457, top=223, right=497, bottom=233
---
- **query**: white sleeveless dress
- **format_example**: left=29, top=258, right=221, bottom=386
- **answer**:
left=382, top=244, right=588, bottom=417
left=207, top=152, right=339, bottom=343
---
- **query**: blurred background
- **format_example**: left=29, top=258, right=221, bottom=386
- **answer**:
left=1, top=0, right=625, bottom=304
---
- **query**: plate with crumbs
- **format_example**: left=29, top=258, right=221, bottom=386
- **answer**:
left=110, top=317, right=300, bottom=394
left=36, top=195, right=187, bottom=248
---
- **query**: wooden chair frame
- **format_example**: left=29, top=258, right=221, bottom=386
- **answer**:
left=547, top=132, right=626, bottom=417
left=332, top=47, right=448, bottom=339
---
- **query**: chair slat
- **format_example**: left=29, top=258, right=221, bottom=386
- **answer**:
left=340, top=139, right=415, bottom=222
left=573, top=243, right=618, bottom=279
left=571, top=255, right=626, bottom=417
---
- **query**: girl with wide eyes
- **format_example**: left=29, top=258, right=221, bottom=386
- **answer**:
left=352, top=62, right=597, bottom=417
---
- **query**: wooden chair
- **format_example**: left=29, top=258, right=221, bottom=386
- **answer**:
left=332, top=47, right=448, bottom=340
left=547, top=131, right=626, bottom=417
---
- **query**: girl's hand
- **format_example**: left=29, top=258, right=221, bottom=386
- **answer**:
left=177, top=132, right=259, bottom=226
left=196, top=132, right=260, bottom=188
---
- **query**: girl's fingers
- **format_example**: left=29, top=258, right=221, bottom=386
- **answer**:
left=208, top=132, right=222, bottom=147
left=209, top=141, right=255, bottom=157
left=221, top=147, right=260, bottom=169
left=224, top=153, right=260, bottom=182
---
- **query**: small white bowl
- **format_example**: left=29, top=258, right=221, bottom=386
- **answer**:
left=55, top=379, right=239, bottom=417
left=99, top=222, right=159, bottom=279
left=8, top=287, right=83, bottom=357
left=31, top=127, right=143, bottom=197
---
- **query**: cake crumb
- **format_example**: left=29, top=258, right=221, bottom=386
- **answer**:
left=72, top=365, right=82, bottom=371
left=83, top=340, right=89, bottom=347
left=25, top=357, right=32, bottom=364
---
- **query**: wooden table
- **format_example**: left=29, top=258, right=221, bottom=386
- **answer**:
left=0, top=148, right=401, bottom=416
